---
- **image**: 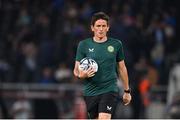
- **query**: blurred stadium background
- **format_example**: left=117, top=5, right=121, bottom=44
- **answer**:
left=0, top=0, right=178, bottom=119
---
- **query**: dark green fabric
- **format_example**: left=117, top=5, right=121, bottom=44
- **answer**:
left=76, top=38, right=125, bottom=96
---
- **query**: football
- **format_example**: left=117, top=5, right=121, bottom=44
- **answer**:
left=78, top=57, right=98, bottom=72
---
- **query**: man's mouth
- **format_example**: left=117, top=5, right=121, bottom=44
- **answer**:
left=99, top=32, right=103, bottom=35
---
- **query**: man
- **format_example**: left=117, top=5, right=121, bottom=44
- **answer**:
left=73, top=12, right=132, bottom=119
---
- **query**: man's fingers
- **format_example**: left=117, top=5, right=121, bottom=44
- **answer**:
left=88, top=69, right=95, bottom=74
left=87, top=66, right=93, bottom=71
left=83, top=66, right=96, bottom=78
left=88, top=69, right=95, bottom=77
left=123, top=99, right=130, bottom=105
left=89, top=73, right=95, bottom=77
left=123, top=94, right=131, bottom=106
left=123, top=98, right=130, bottom=105
left=124, top=102, right=129, bottom=105
left=87, top=67, right=96, bottom=77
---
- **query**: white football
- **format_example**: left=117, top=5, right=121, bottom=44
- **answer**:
left=78, top=57, right=98, bottom=72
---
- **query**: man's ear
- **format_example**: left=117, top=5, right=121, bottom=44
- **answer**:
left=107, top=26, right=110, bottom=31
left=91, top=25, right=94, bottom=32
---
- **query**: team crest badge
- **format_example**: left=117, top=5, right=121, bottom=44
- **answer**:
left=107, top=46, right=114, bottom=52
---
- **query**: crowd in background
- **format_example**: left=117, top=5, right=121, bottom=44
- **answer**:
left=0, top=0, right=177, bottom=119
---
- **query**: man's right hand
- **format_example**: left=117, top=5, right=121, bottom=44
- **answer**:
left=78, top=66, right=96, bottom=79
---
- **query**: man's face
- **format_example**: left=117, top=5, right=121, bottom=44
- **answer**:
left=91, top=19, right=109, bottom=39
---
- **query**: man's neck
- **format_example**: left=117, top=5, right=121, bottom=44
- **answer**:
left=93, top=36, right=107, bottom=43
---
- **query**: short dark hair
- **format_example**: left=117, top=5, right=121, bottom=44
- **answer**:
left=91, top=12, right=110, bottom=26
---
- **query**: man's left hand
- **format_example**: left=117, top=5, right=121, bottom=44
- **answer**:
left=123, top=93, right=132, bottom=105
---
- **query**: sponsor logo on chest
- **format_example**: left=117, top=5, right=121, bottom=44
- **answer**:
left=88, top=48, right=94, bottom=52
